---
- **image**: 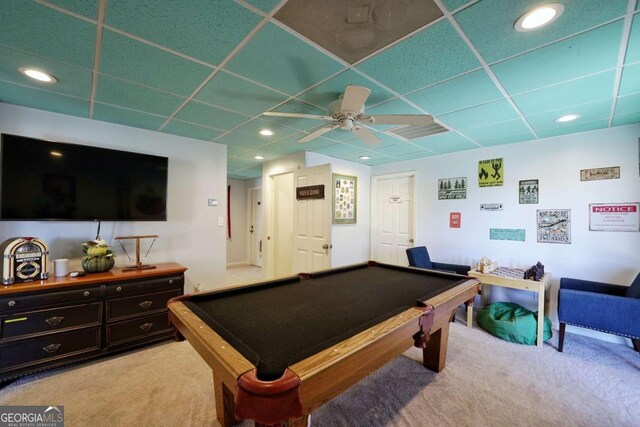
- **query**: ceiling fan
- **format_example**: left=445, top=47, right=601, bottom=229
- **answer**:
left=262, top=85, right=434, bottom=146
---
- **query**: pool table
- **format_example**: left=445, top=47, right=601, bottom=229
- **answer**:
left=168, top=261, right=478, bottom=426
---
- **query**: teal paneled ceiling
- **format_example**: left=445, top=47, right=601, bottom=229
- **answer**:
left=0, top=0, right=638, bottom=179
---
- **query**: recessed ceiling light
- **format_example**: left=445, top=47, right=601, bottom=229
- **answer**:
left=514, top=3, right=564, bottom=32
left=359, top=155, right=371, bottom=160
left=254, top=155, right=264, bottom=160
left=50, top=151, right=62, bottom=157
left=555, top=114, right=581, bottom=123
left=19, top=67, right=57, bottom=83
left=259, top=129, right=273, bottom=136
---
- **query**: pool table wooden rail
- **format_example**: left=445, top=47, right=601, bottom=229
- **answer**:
left=168, top=268, right=479, bottom=426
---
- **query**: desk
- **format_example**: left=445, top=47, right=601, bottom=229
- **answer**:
left=467, top=269, right=552, bottom=347
left=168, top=262, right=479, bottom=426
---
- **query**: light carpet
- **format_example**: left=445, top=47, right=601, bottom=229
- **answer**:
left=1, top=314, right=638, bottom=427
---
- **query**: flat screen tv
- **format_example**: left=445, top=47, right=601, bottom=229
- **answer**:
left=0, top=134, right=168, bottom=221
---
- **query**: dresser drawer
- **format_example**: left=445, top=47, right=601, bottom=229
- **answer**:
left=1, top=302, right=102, bottom=341
left=106, top=289, right=180, bottom=321
left=0, top=286, right=102, bottom=314
left=0, top=327, right=101, bottom=371
left=106, top=275, right=183, bottom=298
left=107, top=312, right=171, bottom=346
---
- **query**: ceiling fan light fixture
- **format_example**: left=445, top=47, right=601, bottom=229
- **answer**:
left=19, top=67, right=57, bottom=83
left=259, top=129, right=274, bottom=136
left=514, top=3, right=564, bottom=32
left=555, top=113, right=581, bottom=123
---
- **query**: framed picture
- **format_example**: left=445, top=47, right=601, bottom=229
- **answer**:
left=537, top=209, right=571, bottom=244
left=332, top=174, right=357, bottom=224
left=519, top=179, right=539, bottom=204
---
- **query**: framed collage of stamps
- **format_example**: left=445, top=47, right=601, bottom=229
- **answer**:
left=332, top=174, right=357, bottom=224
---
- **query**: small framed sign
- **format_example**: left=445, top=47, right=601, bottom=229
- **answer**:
left=519, top=179, right=539, bottom=204
left=438, top=177, right=467, bottom=200
left=296, top=185, right=324, bottom=200
left=580, top=166, right=620, bottom=181
left=449, top=212, right=461, bottom=228
left=332, top=174, right=357, bottom=224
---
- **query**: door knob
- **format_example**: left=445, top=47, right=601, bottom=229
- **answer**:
left=322, top=244, right=329, bottom=249
left=409, top=238, right=414, bottom=243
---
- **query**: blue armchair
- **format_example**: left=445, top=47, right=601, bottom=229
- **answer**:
left=558, top=273, right=640, bottom=352
left=405, top=246, right=470, bottom=276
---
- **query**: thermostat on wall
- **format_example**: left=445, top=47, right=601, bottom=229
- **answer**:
left=208, top=199, right=218, bottom=207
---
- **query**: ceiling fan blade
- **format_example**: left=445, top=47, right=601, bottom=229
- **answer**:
left=352, top=127, right=380, bottom=146
left=263, top=111, right=333, bottom=121
left=298, top=124, right=339, bottom=143
left=366, top=114, right=435, bottom=126
left=340, top=85, right=371, bottom=113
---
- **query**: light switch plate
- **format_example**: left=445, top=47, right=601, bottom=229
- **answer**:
left=217, top=216, right=224, bottom=226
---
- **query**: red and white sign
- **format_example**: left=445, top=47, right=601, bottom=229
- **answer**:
left=589, top=203, right=640, bottom=232
left=450, top=212, right=461, bottom=228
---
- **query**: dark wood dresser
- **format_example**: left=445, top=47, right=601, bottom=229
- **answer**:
left=0, top=262, right=186, bottom=382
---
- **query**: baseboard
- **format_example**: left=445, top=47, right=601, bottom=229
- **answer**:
left=226, top=261, right=249, bottom=267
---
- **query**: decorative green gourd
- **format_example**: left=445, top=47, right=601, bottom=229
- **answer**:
left=81, top=239, right=115, bottom=273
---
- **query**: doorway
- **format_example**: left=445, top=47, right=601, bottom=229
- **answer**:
left=248, top=187, right=263, bottom=267
left=371, top=172, right=416, bottom=265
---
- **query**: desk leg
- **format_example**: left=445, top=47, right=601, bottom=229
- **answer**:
left=480, top=284, right=489, bottom=307
left=213, top=373, right=235, bottom=427
left=465, top=298, right=473, bottom=328
left=422, top=322, right=450, bottom=373
left=536, top=287, right=545, bottom=348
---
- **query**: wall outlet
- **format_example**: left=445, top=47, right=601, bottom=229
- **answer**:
left=208, top=198, right=218, bottom=206
left=217, top=216, right=224, bottom=226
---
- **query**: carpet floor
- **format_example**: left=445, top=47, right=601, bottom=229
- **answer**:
left=1, top=312, right=638, bottom=427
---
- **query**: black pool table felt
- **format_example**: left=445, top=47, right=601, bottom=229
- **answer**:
left=185, top=264, right=465, bottom=380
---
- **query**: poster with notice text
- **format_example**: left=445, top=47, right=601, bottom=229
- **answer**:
left=589, top=203, right=639, bottom=232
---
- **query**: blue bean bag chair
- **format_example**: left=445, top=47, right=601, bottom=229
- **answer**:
left=477, top=302, right=552, bottom=345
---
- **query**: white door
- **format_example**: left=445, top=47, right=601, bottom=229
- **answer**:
left=272, top=173, right=294, bottom=277
left=293, top=164, right=331, bottom=273
left=372, top=174, right=415, bottom=265
left=249, top=187, right=262, bottom=267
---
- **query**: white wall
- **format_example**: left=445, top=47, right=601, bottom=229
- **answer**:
left=373, top=124, right=640, bottom=344
left=226, top=178, right=248, bottom=265
left=306, top=152, right=372, bottom=267
left=0, top=104, right=228, bottom=292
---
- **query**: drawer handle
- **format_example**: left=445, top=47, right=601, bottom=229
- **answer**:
left=8, top=300, right=16, bottom=307
left=169, top=279, right=174, bottom=284
left=43, top=343, right=62, bottom=354
left=139, top=301, right=153, bottom=309
left=139, top=322, right=153, bottom=331
left=45, top=316, right=64, bottom=326
left=116, top=286, right=122, bottom=292
left=84, top=291, right=90, bottom=297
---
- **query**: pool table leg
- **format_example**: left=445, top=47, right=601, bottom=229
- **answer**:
left=422, top=322, right=450, bottom=373
left=213, top=373, right=235, bottom=427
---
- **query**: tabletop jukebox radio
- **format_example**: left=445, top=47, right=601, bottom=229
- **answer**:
left=0, top=237, right=50, bottom=285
